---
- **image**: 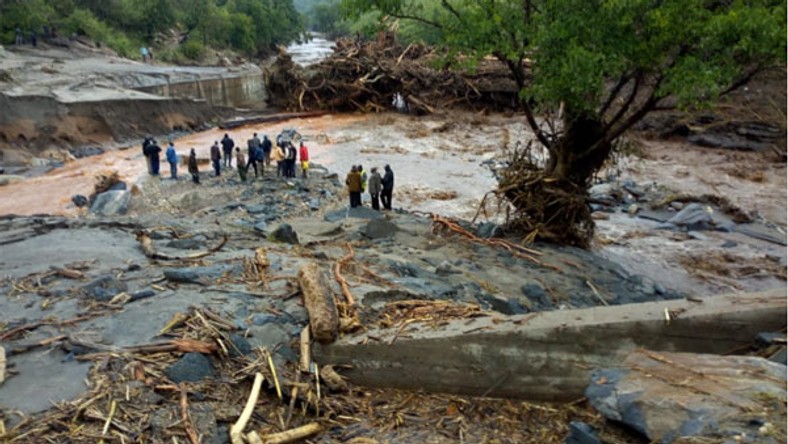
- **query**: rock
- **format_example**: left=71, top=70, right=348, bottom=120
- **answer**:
left=247, top=323, right=291, bottom=350
left=687, top=231, right=708, bottom=241
left=227, top=334, right=253, bottom=357
left=361, top=218, right=399, bottom=239
left=71, top=194, right=89, bottom=208
left=477, top=294, right=527, bottom=315
left=164, top=352, right=215, bottom=383
left=68, top=146, right=104, bottom=159
left=166, top=238, right=204, bottom=250
left=129, top=288, right=156, bottom=302
left=756, top=332, right=784, bottom=346
left=308, top=198, right=320, bottom=211
left=521, top=283, right=552, bottom=309
left=270, top=224, right=299, bottom=244
left=476, top=222, right=503, bottom=238
left=768, top=347, right=786, bottom=365
left=246, top=204, right=266, bottom=214
left=108, top=181, right=127, bottom=191
left=435, top=260, right=460, bottom=276
left=720, top=240, right=737, bottom=248
left=565, top=421, right=602, bottom=444
left=667, top=203, right=713, bottom=231
left=586, top=350, right=786, bottom=443
left=627, top=204, right=639, bottom=216
left=81, top=275, right=128, bottom=301
left=89, top=190, right=131, bottom=216
left=253, top=221, right=268, bottom=233
left=670, top=201, right=685, bottom=211
left=324, top=207, right=384, bottom=222
left=591, top=212, right=609, bottom=220
left=589, top=183, right=614, bottom=197
left=164, top=265, right=235, bottom=285
left=252, top=314, right=277, bottom=326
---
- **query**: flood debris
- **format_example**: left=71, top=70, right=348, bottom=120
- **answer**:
left=297, top=263, right=339, bottom=345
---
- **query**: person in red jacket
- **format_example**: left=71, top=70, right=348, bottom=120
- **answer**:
left=299, top=141, right=310, bottom=179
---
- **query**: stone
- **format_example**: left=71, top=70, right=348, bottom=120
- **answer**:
left=270, top=224, right=299, bottom=244
left=164, top=265, right=235, bottom=285
left=720, top=240, right=738, bottom=248
left=227, top=334, right=253, bottom=357
left=521, top=283, right=552, bottom=309
left=687, top=231, right=708, bottom=241
left=565, top=421, right=602, bottom=444
left=108, top=181, right=127, bottom=191
left=246, top=204, right=266, bottom=214
left=246, top=323, right=291, bottom=350
left=253, top=221, right=268, bottom=233
left=477, top=294, right=527, bottom=315
left=164, top=352, right=215, bottom=383
left=667, top=203, right=713, bottom=231
left=627, top=204, right=639, bottom=216
left=71, top=194, right=89, bottom=208
left=166, top=238, right=204, bottom=250
left=81, top=275, right=128, bottom=301
left=309, top=198, right=320, bottom=211
left=591, top=212, right=609, bottom=220
left=129, top=288, right=156, bottom=302
left=586, top=350, right=786, bottom=443
left=435, top=260, right=460, bottom=276
left=361, top=218, right=399, bottom=239
left=324, top=206, right=384, bottom=222
left=476, top=222, right=503, bottom=238
left=89, top=190, right=131, bottom=216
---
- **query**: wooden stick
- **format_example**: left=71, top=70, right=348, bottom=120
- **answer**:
left=585, top=280, right=609, bottom=306
left=299, top=327, right=311, bottom=373
left=99, top=399, right=117, bottom=444
left=246, top=431, right=264, bottom=444
left=258, top=422, right=322, bottom=444
left=230, top=372, right=264, bottom=444
left=0, top=345, right=4, bottom=385
left=333, top=243, right=356, bottom=306
left=136, top=232, right=228, bottom=261
left=179, top=387, right=200, bottom=444
left=267, top=351, right=283, bottom=400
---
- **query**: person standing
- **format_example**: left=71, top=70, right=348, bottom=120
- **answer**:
left=272, top=142, right=285, bottom=177
left=262, top=135, right=272, bottom=167
left=298, top=141, right=310, bottom=179
left=346, top=166, right=362, bottom=208
left=235, top=148, right=247, bottom=182
left=165, top=142, right=178, bottom=179
left=29, top=30, right=37, bottom=47
left=188, top=148, right=200, bottom=184
left=140, top=46, right=149, bottom=62
left=246, top=133, right=261, bottom=178
left=358, top=164, right=367, bottom=205
left=210, top=141, right=221, bottom=176
left=368, top=167, right=382, bottom=211
left=149, top=139, right=162, bottom=176
left=142, top=136, right=154, bottom=174
left=287, top=143, right=297, bottom=178
left=221, top=133, right=235, bottom=168
left=381, top=164, right=394, bottom=210
left=15, top=27, right=23, bottom=45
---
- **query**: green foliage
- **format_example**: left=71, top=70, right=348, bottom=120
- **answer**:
left=179, top=39, right=205, bottom=60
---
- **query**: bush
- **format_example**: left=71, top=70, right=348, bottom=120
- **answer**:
left=179, top=39, right=205, bottom=61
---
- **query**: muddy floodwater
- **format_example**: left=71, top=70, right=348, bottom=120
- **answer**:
left=0, top=110, right=784, bottom=298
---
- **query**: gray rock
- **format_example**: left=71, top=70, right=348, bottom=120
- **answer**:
left=687, top=231, right=708, bottom=241
left=228, top=334, right=253, bottom=357
left=165, top=352, right=215, bottom=383
left=667, top=203, right=713, bottom=231
left=361, top=218, right=399, bottom=239
left=129, top=288, right=156, bottom=302
left=164, top=265, right=236, bottom=285
left=89, top=190, right=131, bottom=216
left=476, top=222, right=503, bottom=239
left=477, top=294, right=527, bottom=315
left=435, top=260, right=460, bottom=276
left=270, top=224, right=299, bottom=244
left=720, top=240, right=738, bottom=248
left=324, top=206, right=384, bottom=222
left=309, top=198, right=320, bottom=211
left=81, top=275, right=128, bottom=301
left=247, top=323, right=290, bottom=350
left=589, top=183, right=614, bottom=197
left=521, top=283, right=552, bottom=309
left=246, top=204, right=267, bottom=214
left=254, top=221, right=268, bottom=233
left=587, top=351, right=787, bottom=443
left=166, top=238, right=204, bottom=250
left=252, top=314, right=277, bottom=325
left=71, top=194, right=89, bottom=208
left=108, top=181, right=127, bottom=191
left=565, top=421, right=602, bottom=444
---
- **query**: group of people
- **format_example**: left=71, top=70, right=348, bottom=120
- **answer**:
left=15, top=25, right=56, bottom=47
left=140, top=131, right=311, bottom=185
left=346, top=164, right=394, bottom=211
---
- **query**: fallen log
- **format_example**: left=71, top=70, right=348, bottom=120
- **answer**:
left=250, top=422, right=321, bottom=444
left=219, top=111, right=327, bottom=130
left=136, top=231, right=227, bottom=261
left=297, top=263, right=339, bottom=344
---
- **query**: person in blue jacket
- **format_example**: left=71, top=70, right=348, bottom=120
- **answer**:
left=165, top=142, right=178, bottom=179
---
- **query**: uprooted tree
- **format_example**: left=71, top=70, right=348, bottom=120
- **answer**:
left=342, top=0, right=786, bottom=247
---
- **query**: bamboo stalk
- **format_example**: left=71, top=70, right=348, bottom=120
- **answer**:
left=267, top=352, right=283, bottom=400
left=230, top=372, right=264, bottom=444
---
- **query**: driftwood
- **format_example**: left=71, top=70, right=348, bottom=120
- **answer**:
left=248, top=422, right=322, bottom=444
left=231, top=372, right=264, bottom=444
left=297, top=263, right=339, bottom=345
left=0, top=345, right=5, bottom=385
left=136, top=231, right=227, bottom=261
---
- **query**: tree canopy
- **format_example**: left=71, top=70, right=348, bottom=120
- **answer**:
left=341, top=0, right=785, bottom=246
left=0, top=0, right=305, bottom=60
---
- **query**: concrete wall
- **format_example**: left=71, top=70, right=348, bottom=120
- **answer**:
left=135, top=73, right=267, bottom=108
left=315, top=289, right=786, bottom=401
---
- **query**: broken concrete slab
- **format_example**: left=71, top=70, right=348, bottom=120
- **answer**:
left=586, top=350, right=786, bottom=443
left=314, top=289, right=786, bottom=401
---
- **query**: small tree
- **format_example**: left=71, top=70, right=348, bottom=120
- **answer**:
left=342, top=0, right=786, bottom=246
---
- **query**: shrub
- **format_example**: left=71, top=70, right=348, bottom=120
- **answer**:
left=179, top=39, right=205, bottom=61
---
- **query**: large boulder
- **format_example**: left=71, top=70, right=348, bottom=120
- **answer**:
left=90, top=190, right=131, bottom=216
left=586, top=350, right=786, bottom=443
left=361, top=218, right=399, bottom=239
left=270, top=224, right=299, bottom=244
left=666, top=203, right=713, bottom=231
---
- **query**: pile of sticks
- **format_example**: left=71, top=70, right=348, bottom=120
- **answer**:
left=266, top=33, right=521, bottom=114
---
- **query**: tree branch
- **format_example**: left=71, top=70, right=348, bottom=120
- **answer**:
left=501, top=57, right=552, bottom=148
left=603, top=72, right=641, bottom=134
left=598, top=74, right=631, bottom=116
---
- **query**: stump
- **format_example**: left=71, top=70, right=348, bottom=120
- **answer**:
left=297, top=263, right=339, bottom=344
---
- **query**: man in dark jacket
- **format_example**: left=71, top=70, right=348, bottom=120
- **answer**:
left=188, top=148, right=200, bottom=184
left=246, top=133, right=261, bottom=178
left=210, top=141, right=221, bottom=176
left=381, top=164, right=394, bottom=210
left=286, top=143, right=297, bottom=178
left=221, top=133, right=235, bottom=168
left=142, top=136, right=154, bottom=174
left=261, top=135, right=272, bottom=167
left=149, top=139, right=162, bottom=176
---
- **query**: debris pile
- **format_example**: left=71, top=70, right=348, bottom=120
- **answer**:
left=265, top=34, right=520, bottom=114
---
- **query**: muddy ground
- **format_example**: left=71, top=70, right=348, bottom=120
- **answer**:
left=0, top=42, right=785, bottom=443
